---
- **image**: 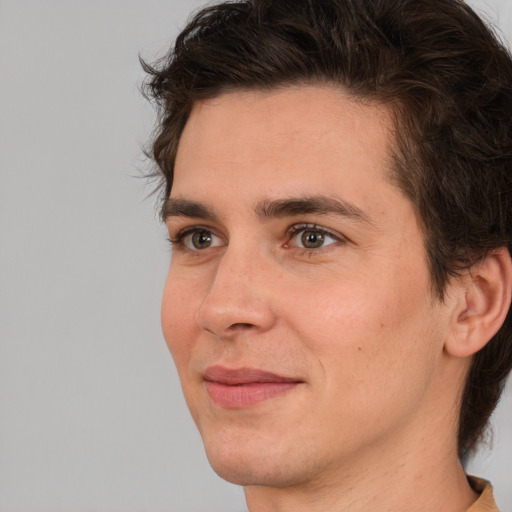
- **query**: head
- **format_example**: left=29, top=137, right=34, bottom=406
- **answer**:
left=143, top=0, right=512, bottom=465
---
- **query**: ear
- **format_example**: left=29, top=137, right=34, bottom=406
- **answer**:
left=445, top=248, right=512, bottom=358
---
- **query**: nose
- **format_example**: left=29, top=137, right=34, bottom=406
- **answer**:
left=196, top=246, right=277, bottom=339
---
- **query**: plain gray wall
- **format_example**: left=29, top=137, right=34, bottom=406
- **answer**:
left=0, top=1, right=510, bottom=511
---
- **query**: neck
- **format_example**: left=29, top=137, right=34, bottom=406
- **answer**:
left=245, top=446, right=476, bottom=512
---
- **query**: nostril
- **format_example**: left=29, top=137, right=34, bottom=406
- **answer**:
left=229, top=322, right=255, bottom=330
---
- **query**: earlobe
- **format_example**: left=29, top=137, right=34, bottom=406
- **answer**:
left=445, top=248, right=512, bottom=358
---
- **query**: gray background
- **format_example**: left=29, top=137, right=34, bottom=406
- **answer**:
left=0, top=1, right=510, bottom=511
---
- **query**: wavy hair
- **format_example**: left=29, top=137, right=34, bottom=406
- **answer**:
left=142, top=0, right=512, bottom=461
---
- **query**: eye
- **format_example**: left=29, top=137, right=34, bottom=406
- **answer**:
left=287, top=225, right=340, bottom=249
left=176, top=228, right=224, bottom=251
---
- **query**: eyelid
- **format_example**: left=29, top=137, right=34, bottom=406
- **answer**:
left=285, top=223, right=347, bottom=248
left=168, top=223, right=212, bottom=241
left=167, top=221, right=348, bottom=253
left=169, top=224, right=225, bottom=250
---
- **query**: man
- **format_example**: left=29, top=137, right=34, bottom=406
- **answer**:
left=143, top=0, right=512, bottom=510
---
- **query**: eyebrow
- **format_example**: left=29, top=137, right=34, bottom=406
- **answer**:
left=162, top=198, right=218, bottom=222
left=255, top=196, right=372, bottom=224
left=163, top=195, right=372, bottom=225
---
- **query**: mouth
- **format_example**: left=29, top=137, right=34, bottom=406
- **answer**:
left=202, top=366, right=303, bottom=409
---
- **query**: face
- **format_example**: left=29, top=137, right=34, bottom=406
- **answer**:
left=162, top=86, right=455, bottom=489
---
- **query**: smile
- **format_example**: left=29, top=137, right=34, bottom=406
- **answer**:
left=203, top=366, right=303, bottom=409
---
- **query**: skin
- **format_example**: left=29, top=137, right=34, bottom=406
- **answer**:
left=161, top=85, right=483, bottom=511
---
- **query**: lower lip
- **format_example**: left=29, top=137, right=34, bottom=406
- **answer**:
left=205, top=381, right=299, bottom=408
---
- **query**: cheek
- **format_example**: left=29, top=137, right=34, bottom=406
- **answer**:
left=285, top=272, right=441, bottom=392
left=284, top=283, right=444, bottom=451
left=161, top=271, right=200, bottom=368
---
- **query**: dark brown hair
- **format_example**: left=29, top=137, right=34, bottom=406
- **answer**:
left=142, top=0, right=512, bottom=461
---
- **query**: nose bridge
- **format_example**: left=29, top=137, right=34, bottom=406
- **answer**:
left=196, top=240, right=276, bottom=337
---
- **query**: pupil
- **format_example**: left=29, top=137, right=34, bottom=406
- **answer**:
left=193, top=231, right=212, bottom=249
left=302, top=230, right=324, bottom=248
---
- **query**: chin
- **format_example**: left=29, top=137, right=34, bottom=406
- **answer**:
left=208, top=455, right=300, bottom=488
left=202, top=432, right=306, bottom=488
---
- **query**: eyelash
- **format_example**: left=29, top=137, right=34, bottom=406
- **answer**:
left=285, top=223, right=345, bottom=251
left=168, top=223, right=346, bottom=253
left=168, top=225, right=220, bottom=250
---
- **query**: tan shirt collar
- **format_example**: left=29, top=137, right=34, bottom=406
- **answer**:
left=467, top=476, right=500, bottom=512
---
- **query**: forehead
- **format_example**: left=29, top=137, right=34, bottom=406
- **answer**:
left=172, top=85, right=397, bottom=212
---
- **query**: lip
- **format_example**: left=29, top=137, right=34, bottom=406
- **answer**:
left=203, top=366, right=303, bottom=409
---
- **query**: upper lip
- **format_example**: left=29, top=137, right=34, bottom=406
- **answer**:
left=203, top=365, right=301, bottom=385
